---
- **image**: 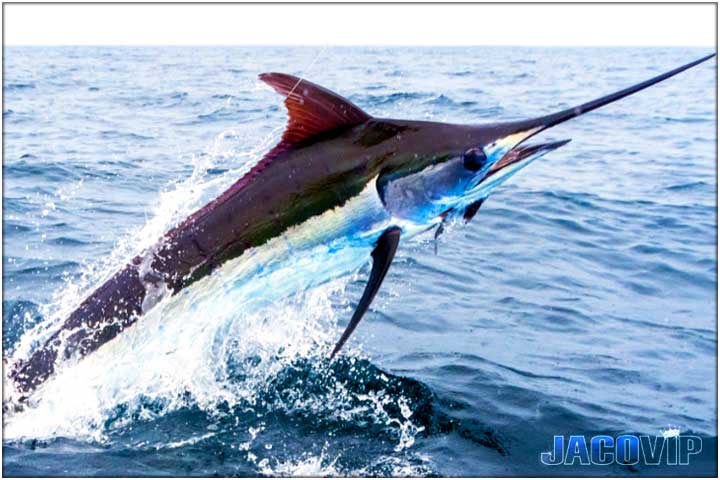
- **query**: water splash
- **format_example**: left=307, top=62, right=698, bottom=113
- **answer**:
left=2, top=124, right=429, bottom=474
left=4, top=125, right=278, bottom=426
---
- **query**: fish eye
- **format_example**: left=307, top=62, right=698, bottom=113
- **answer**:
left=462, top=147, right=487, bottom=172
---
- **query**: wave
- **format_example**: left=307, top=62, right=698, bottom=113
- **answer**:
left=425, top=94, right=477, bottom=108
left=351, top=92, right=432, bottom=107
left=4, top=351, right=507, bottom=475
left=4, top=82, right=36, bottom=90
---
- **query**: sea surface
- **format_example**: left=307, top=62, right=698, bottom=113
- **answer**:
left=2, top=47, right=717, bottom=476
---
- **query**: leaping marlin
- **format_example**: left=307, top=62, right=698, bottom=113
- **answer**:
left=8, top=54, right=715, bottom=397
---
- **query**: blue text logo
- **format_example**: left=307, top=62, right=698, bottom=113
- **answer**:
left=541, top=432, right=702, bottom=466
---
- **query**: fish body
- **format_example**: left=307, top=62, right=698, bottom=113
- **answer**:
left=8, top=54, right=715, bottom=397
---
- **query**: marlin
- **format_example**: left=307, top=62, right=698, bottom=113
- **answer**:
left=9, top=54, right=714, bottom=397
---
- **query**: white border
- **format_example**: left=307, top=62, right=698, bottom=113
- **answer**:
left=3, top=3, right=717, bottom=47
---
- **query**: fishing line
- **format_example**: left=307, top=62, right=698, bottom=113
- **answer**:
left=261, top=44, right=346, bottom=403
left=285, top=45, right=329, bottom=99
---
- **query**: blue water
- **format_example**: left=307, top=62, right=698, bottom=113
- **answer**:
left=2, top=47, right=717, bottom=476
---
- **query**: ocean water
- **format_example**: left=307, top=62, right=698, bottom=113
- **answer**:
left=2, top=46, right=717, bottom=476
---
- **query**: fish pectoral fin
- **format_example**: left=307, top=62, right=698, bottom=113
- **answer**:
left=463, top=199, right=485, bottom=223
left=433, top=207, right=455, bottom=255
left=434, top=223, right=444, bottom=255
left=329, top=226, right=401, bottom=358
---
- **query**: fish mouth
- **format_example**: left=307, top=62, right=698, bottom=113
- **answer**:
left=486, top=138, right=571, bottom=178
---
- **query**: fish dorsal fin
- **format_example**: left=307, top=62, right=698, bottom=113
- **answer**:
left=259, top=72, right=371, bottom=145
